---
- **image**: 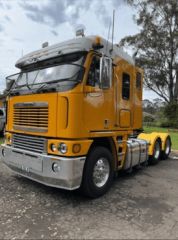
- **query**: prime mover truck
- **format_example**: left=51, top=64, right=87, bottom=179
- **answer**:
left=0, top=35, right=171, bottom=198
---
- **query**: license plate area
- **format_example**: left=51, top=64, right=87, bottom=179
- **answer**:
left=9, top=150, right=43, bottom=172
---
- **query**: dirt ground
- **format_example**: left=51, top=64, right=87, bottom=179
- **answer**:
left=0, top=151, right=178, bottom=239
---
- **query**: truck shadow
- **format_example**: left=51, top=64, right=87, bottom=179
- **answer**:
left=13, top=165, right=148, bottom=202
left=14, top=174, right=90, bottom=202
left=13, top=156, right=177, bottom=203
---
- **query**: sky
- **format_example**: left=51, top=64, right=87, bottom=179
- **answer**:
left=0, top=0, right=157, bottom=100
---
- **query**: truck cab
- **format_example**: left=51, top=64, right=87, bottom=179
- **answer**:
left=0, top=35, right=171, bottom=198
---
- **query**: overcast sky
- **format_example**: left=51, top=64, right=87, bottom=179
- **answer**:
left=0, top=0, right=157, bottom=99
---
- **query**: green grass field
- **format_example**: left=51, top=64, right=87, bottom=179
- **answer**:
left=143, top=126, right=178, bottom=150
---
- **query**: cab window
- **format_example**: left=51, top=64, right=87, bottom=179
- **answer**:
left=122, top=73, right=130, bottom=100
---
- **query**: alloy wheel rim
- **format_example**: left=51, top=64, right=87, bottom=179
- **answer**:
left=154, top=141, right=160, bottom=159
left=165, top=139, right=171, bottom=155
left=93, top=158, right=110, bottom=188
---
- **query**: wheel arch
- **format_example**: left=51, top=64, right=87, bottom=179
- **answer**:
left=138, top=132, right=162, bottom=156
left=87, top=137, right=118, bottom=170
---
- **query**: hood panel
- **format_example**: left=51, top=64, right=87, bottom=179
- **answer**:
left=7, top=93, right=58, bottom=137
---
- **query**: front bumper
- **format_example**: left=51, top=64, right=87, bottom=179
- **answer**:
left=0, top=144, right=86, bottom=190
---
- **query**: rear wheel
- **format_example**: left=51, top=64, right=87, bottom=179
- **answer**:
left=148, top=139, right=161, bottom=165
left=161, top=137, right=171, bottom=160
left=81, top=146, right=114, bottom=198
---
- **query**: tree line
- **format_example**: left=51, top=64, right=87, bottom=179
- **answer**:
left=121, top=0, right=178, bottom=128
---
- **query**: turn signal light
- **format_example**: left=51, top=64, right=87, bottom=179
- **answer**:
left=72, top=144, right=81, bottom=154
left=50, top=144, right=57, bottom=152
left=92, top=36, right=103, bottom=50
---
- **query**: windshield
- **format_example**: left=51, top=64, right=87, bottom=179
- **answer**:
left=7, top=52, right=86, bottom=93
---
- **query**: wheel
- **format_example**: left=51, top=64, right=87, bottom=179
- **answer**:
left=161, top=137, right=171, bottom=160
left=81, top=146, right=114, bottom=198
left=148, top=139, right=161, bottom=165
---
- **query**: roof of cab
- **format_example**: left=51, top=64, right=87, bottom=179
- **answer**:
left=15, top=35, right=135, bottom=68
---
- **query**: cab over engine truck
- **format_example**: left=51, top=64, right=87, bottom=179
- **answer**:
left=0, top=35, right=171, bottom=198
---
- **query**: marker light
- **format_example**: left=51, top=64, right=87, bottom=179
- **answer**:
left=92, top=36, right=104, bottom=50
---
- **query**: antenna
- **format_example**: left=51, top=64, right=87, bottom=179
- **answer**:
left=106, top=18, right=112, bottom=55
left=110, top=9, right=115, bottom=53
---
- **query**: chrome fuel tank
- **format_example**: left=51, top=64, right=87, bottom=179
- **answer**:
left=124, top=139, right=149, bottom=170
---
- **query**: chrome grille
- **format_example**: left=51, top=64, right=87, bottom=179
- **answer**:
left=12, top=134, right=46, bottom=154
left=13, top=102, right=48, bottom=132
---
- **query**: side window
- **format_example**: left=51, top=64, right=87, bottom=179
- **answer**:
left=87, top=56, right=100, bottom=87
left=122, top=73, right=130, bottom=100
left=136, top=72, right=142, bottom=89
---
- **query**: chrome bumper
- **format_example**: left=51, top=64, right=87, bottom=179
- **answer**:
left=0, top=144, right=86, bottom=190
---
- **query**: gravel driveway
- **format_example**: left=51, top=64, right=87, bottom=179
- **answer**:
left=0, top=151, right=178, bottom=239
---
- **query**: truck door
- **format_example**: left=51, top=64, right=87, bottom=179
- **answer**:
left=83, top=55, right=114, bottom=131
left=115, top=64, right=134, bottom=128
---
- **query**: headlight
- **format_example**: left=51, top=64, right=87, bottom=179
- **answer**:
left=8, top=136, right=12, bottom=144
left=5, top=134, right=12, bottom=145
left=58, top=143, right=67, bottom=154
left=50, top=144, right=57, bottom=152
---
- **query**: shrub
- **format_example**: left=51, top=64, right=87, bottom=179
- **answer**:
left=164, top=102, right=178, bottom=129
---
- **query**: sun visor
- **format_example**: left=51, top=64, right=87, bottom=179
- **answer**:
left=15, top=48, right=86, bottom=69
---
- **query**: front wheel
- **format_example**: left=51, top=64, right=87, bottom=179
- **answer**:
left=81, top=146, right=114, bottom=198
left=148, top=139, right=161, bottom=165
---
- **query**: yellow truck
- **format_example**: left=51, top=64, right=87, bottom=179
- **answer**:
left=0, top=35, right=171, bottom=198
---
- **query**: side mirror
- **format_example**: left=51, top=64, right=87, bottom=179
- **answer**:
left=6, top=79, right=15, bottom=91
left=99, top=57, right=112, bottom=89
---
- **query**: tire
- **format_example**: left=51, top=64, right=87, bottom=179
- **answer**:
left=81, top=146, right=114, bottom=198
left=161, top=136, right=171, bottom=160
left=148, top=139, right=161, bottom=165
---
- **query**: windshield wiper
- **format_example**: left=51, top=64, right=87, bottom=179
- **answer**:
left=36, top=78, right=79, bottom=93
left=35, top=79, right=62, bottom=93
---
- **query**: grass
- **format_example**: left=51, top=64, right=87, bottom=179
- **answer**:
left=143, top=126, right=178, bottom=150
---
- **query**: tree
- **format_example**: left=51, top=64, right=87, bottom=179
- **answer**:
left=120, top=0, right=178, bottom=104
left=143, top=99, right=155, bottom=114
